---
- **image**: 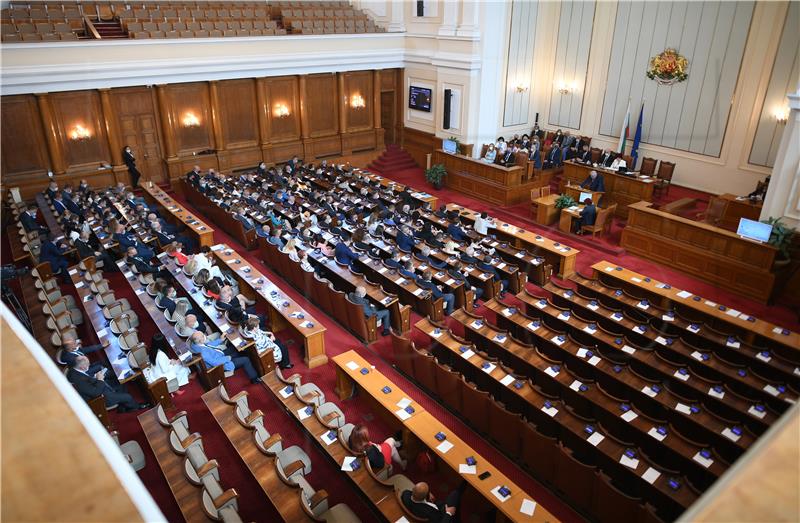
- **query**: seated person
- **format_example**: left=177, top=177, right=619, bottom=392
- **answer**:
left=498, top=145, right=517, bottom=166
left=598, top=149, right=615, bottom=167
left=39, top=232, right=71, bottom=280
left=401, top=481, right=466, bottom=523
left=159, top=285, right=196, bottom=318
left=575, top=198, right=597, bottom=235
left=126, top=247, right=169, bottom=279
left=577, top=144, right=593, bottom=164
left=19, top=206, right=48, bottom=235
left=148, top=334, right=190, bottom=391
left=544, top=142, right=562, bottom=168
left=433, top=205, right=448, bottom=219
left=446, top=219, right=468, bottom=242
left=473, top=211, right=495, bottom=236
left=151, top=221, right=197, bottom=254
left=267, top=228, right=285, bottom=248
left=334, top=238, right=360, bottom=266
left=298, top=250, right=315, bottom=273
left=398, top=260, right=417, bottom=280
left=385, top=251, right=402, bottom=269
left=67, top=355, right=147, bottom=413
left=240, top=317, right=293, bottom=369
left=416, top=270, right=455, bottom=315
left=114, top=224, right=154, bottom=261
left=448, top=261, right=483, bottom=307
left=281, top=238, right=300, bottom=262
left=481, top=143, right=497, bottom=163
left=396, top=226, right=416, bottom=252
left=347, top=286, right=391, bottom=337
left=313, top=234, right=333, bottom=256
left=164, top=242, right=189, bottom=266
left=580, top=170, right=605, bottom=192
left=477, top=255, right=508, bottom=297
left=256, top=224, right=271, bottom=238
left=418, top=245, right=446, bottom=270
left=610, top=155, right=627, bottom=171
left=189, top=331, right=261, bottom=384
left=348, top=423, right=406, bottom=470
left=459, top=246, right=480, bottom=265
left=181, top=313, right=219, bottom=340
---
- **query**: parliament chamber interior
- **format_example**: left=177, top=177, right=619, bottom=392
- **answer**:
left=1, top=0, right=799, bottom=522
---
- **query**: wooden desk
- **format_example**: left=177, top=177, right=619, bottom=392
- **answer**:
left=433, top=150, right=542, bottom=206
left=621, top=201, right=777, bottom=303
left=202, top=389, right=311, bottom=522
left=712, top=193, right=763, bottom=230
left=447, top=204, right=579, bottom=278
left=558, top=206, right=583, bottom=235
left=262, top=373, right=408, bottom=521
left=356, top=168, right=439, bottom=210
left=332, top=350, right=555, bottom=522
left=564, top=184, right=602, bottom=206
left=138, top=408, right=212, bottom=522
left=140, top=182, right=215, bottom=247
left=211, top=243, right=328, bottom=368
left=562, top=161, right=654, bottom=218
left=589, top=260, right=799, bottom=353
left=533, top=194, right=559, bottom=226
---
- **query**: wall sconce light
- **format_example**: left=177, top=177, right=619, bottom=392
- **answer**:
left=557, top=81, right=576, bottom=95
left=516, top=84, right=529, bottom=93
left=273, top=103, right=290, bottom=118
left=69, top=124, right=92, bottom=141
left=774, top=107, right=789, bottom=124
left=181, top=112, right=200, bottom=127
left=350, top=93, right=366, bottom=109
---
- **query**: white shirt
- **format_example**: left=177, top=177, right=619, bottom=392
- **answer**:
left=610, top=158, right=627, bottom=171
left=474, top=215, right=494, bottom=235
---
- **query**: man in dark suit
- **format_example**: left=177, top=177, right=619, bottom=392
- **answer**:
left=40, top=233, right=70, bottom=278
left=416, top=270, right=455, bottom=315
left=498, top=146, right=517, bottom=166
left=45, top=181, right=59, bottom=201
left=51, top=193, right=68, bottom=216
left=114, top=224, right=154, bottom=261
left=576, top=198, right=597, bottom=234
left=400, top=481, right=465, bottom=523
left=544, top=143, right=562, bottom=168
left=562, top=131, right=577, bottom=150
left=152, top=222, right=196, bottom=254
left=348, top=286, right=391, bottom=336
left=235, top=210, right=255, bottom=232
left=19, top=206, right=48, bottom=234
left=459, top=246, right=480, bottom=265
left=580, top=170, right=606, bottom=192
left=125, top=247, right=168, bottom=278
left=477, top=255, right=508, bottom=297
left=74, top=230, right=116, bottom=270
left=384, top=251, right=402, bottom=269
left=578, top=144, right=592, bottom=164
left=599, top=149, right=615, bottom=167
left=67, top=355, right=146, bottom=412
left=123, top=145, right=141, bottom=188
left=418, top=246, right=446, bottom=270
left=446, top=220, right=468, bottom=242
left=396, top=226, right=416, bottom=252
left=334, top=238, right=360, bottom=266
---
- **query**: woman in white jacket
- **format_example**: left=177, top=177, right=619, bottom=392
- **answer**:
left=147, top=334, right=190, bottom=392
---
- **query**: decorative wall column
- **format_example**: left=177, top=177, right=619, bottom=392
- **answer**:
left=98, top=88, right=123, bottom=167
left=255, top=78, right=270, bottom=147
left=208, top=81, right=225, bottom=152
left=35, top=93, right=66, bottom=175
left=760, top=89, right=800, bottom=229
left=437, top=0, right=458, bottom=36
left=456, top=0, right=480, bottom=38
left=373, top=69, right=385, bottom=147
left=155, top=85, right=177, bottom=159
left=386, top=0, right=405, bottom=32
left=298, top=74, right=310, bottom=140
left=337, top=72, right=350, bottom=154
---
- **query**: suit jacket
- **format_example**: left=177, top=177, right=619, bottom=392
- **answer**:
left=155, top=230, right=176, bottom=247
left=160, top=295, right=177, bottom=315
left=447, top=223, right=468, bottom=242
left=400, top=491, right=450, bottom=523
left=130, top=256, right=157, bottom=274
left=347, top=293, right=378, bottom=317
left=74, top=239, right=97, bottom=260
left=417, top=279, right=444, bottom=299
left=113, top=232, right=139, bottom=251
left=67, top=367, right=111, bottom=401
left=52, top=199, right=67, bottom=215
left=600, top=153, right=614, bottom=167
left=396, top=231, right=416, bottom=252
left=581, top=174, right=605, bottom=193
left=19, top=212, right=41, bottom=233
left=334, top=242, right=359, bottom=266
left=236, top=214, right=255, bottom=231
left=579, top=150, right=592, bottom=164
left=61, top=344, right=103, bottom=367
left=548, top=146, right=562, bottom=164
left=500, top=150, right=515, bottom=165
left=580, top=204, right=597, bottom=226
left=123, top=150, right=137, bottom=171
left=40, top=240, right=67, bottom=266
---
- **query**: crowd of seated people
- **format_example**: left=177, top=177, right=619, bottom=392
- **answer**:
left=480, top=124, right=598, bottom=170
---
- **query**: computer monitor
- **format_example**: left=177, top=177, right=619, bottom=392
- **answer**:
left=579, top=191, right=593, bottom=203
left=736, top=218, right=772, bottom=243
left=442, top=139, right=458, bottom=154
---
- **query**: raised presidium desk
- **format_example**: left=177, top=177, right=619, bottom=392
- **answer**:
left=209, top=243, right=329, bottom=368
left=621, top=201, right=777, bottom=303
left=332, top=349, right=555, bottom=522
left=591, top=260, right=799, bottom=352
left=432, top=149, right=544, bottom=206
left=445, top=203, right=579, bottom=279
left=139, top=181, right=215, bottom=247
left=561, top=160, right=655, bottom=218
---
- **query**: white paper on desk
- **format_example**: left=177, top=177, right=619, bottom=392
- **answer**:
left=68, top=268, right=77, bottom=276
left=587, top=432, right=605, bottom=446
left=631, top=277, right=642, bottom=283
left=135, top=288, right=144, bottom=295
left=772, top=326, right=785, bottom=334
left=502, top=308, right=514, bottom=317
left=633, top=325, right=646, bottom=334
left=636, top=302, right=649, bottom=310
left=396, top=397, right=412, bottom=409
left=544, top=366, right=560, bottom=378
left=725, top=309, right=741, bottom=318
left=688, top=324, right=701, bottom=333
left=445, top=278, right=456, bottom=286
left=621, top=410, right=638, bottom=422
left=178, top=351, right=192, bottom=363
left=482, top=362, right=497, bottom=374
left=321, top=431, right=338, bottom=446
left=642, top=467, right=661, bottom=484
left=583, top=325, right=596, bottom=334
left=382, top=297, right=393, bottom=305
left=460, top=349, right=475, bottom=359
left=341, top=456, right=358, bottom=472
left=693, top=452, right=714, bottom=468
left=763, top=384, right=781, bottom=396
left=690, top=351, right=704, bottom=361
left=676, top=291, right=692, bottom=299
left=219, top=323, right=230, bottom=333
left=279, top=386, right=294, bottom=399
left=75, top=281, right=84, bottom=288
left=675, top=403, right=692, bottom=415
left=297, top=407, right=312, bottom=420
left=497, top=262, right=507, bottom=269
left=459, top=464, right=477, bottom=475
left=587, top=302, right=599, bottom=311
left=756, top=352, right=771, bottom=363
left=748, top=405, right=766, bottom=419
left=577, top=348, right=589, bottom=358
left=721, top=427, right=741, bottom=442
left=708, top=387, right=725, bottom=399
left=535, top=300, right=547, bottom=309
left=569, top=380, right=583, bottom=392
left=648, top=427, right=667, bottom=441
left=642, top=386, right=657, bottom=398
left=662, top=314, right=674, bottom=322
left=490, top=486, right=511, bottom=503
left=96, top=328, right=107, bottom=338
left=500, top=374, right=515, bottom=386
left=551, top=336, right=565, bottom=346
left=557, top=312, right=570, bottom=321
left=395, top=408, right=412, bottom=421
left=211, top=244, right=225, bottom=251
left=604, top=266, right=615, bottom=272
left=527, top=322, right=539, bottom=332
left=300, top=321, right=314, bottom=329
left=620, top=454, right=640, bottom=470
left=674, top=370, right=690, bottom=381
left=588, top=356, right=601, bottom=366
left=541, top=405, right=559, bottom=417
left=622, top=345, right=637, bottom=354
left=520, top=499, right=536, bottom=516
left=436, top=440, right=454, bottom=454
left=413, top=288, right=425, bottom=297
left=430, top=329, right=442, bottom=339
left=345, top=361, right=359, bottom=371
left=704, top=300, right=717, bottom=307
left=727, top=340, right=741, bottom=349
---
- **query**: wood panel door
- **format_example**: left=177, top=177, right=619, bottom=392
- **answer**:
left=120, top=113, right=165, bottom=184
left=381, top=91, right=396, bottom=144
left=111, top=87, right=165, bottom=184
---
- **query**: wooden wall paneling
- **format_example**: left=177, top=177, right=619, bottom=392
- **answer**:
left=215, top=79, right=261, bottom=170
left=155, top=85, right=177, bottom=159
left=402, top=126, right=438, bottom=168
left=36, top=93, right=66, bottom=175
left=373, top=69, right=385, bottom=147
left=110, top=86, right=166, bottom=184
left=209, top=81, right=226, bottom=152
left=165, top=82, right=214, bottom=155
left=98, top=89, right=123, bottom=167
left=49, top=90, right=111, bottom=172
left=1, top=95, right=51, bottom=177
left=344, top=71, right=373, bottom=132
left=261, top=75, right=302, bottom=164
left=303, top=73, right=341, bottom=158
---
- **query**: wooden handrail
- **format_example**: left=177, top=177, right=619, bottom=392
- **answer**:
left=84, top=15, right=101, bottom=40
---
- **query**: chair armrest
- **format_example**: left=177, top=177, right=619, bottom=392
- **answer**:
left=169, top=410, right=188, bottom=425
left=263, top=433, right=282, bottom=449
left=181, top=432, right=202, bottom=449
left=213, top=489, right=238, bottom=510
left=245, top=410, right=263, bottom=426
left=230, top=390, right=249, bottom=404
left=195, top=459, right=218, bottom=479
left=283, top=459, right=305, bottom=477
left=309, top=489, right=328, bottom=510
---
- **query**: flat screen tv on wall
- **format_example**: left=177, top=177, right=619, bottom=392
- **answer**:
left=409, top=86, right=432, bottom=112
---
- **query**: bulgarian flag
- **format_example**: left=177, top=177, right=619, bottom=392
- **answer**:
left=617, top=100, right=631, bottom=154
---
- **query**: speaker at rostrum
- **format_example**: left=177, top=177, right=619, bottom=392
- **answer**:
left=443, top=89, right=452, bottom=130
